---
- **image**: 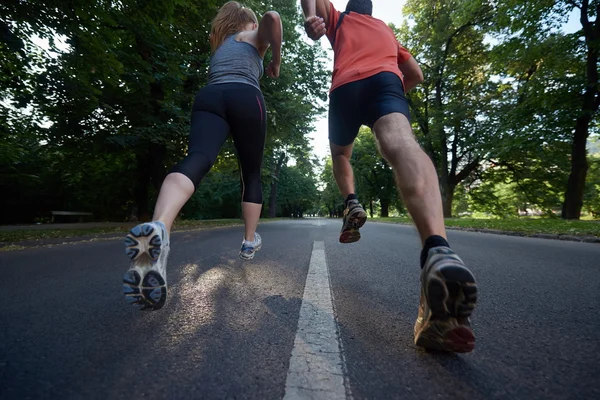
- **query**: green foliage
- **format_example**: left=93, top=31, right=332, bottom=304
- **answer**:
left=274, top=164, right=319, bottom=217
left=179, top=149, right=242, bottom=220
left=1, top=0, right=327, bottom=223
left=491, top=0, right=600, bottom=219
left=589, top=135, right=600, bottom=155
left=584, top=154, right=600, bottom=217
left=4, top=0, right=597, bottom=223
left=377, top=216, right=600, bottom=238
left=398, top=0, right=495, bottom=217
left=319, top=157, right=344, bottom=217
left=483, top=21, right=582, bottom=215
left=394, top=0, right=598, bottom=219
left=467, top=178, right=528, bottom=218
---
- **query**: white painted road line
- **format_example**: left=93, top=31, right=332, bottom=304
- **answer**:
left=283, top=241, right=348, bottom=400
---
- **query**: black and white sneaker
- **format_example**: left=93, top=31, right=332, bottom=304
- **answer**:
left=239, top=232, right=262, bottom=260
left=123, top=221, right=170, bottom=311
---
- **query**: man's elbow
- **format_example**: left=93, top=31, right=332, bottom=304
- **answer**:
left=415, top=69, right=424, bottom=84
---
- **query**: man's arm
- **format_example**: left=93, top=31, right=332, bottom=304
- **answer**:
left=301, top=0, right=330, bottom=40
left=301, top=0, right=330, bottom=20
left=399, top=57, right=424, bottom=92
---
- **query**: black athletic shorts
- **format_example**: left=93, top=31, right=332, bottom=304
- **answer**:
left=328, top=71, right=410, bottom=146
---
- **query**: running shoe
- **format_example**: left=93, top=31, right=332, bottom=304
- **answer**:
left=239, top=232, right=262, bottom=260
left=123, top=221, right=170, bottom=310
left=339, top=199, right=367, bottom=243
left=414, top=247, right=478, bottom=352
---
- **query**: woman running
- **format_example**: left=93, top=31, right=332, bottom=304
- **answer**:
left=122, top=1, right=282, bottom=310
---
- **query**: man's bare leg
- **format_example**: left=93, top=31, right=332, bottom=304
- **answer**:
left=330, top=141, right=367, bottom=243
left=330, top=142, right=356, bottom=198
left=372, top=114, right=446, bottom=244
left=373, top=112, right=478, bottom=353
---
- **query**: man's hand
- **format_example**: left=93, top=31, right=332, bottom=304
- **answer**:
left=304, top=16, right=326, bottom=40
left=266, top=60, right=280, bottom=78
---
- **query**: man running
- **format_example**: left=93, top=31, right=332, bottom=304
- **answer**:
left=301, top=0, right=478, bottom=353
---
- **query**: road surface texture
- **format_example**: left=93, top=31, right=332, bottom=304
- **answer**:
left=1, top=219, right=598, bottom=399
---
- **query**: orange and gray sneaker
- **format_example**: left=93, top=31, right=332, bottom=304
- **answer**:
left=339, top=199, right=367, bottom=243
left=414, top=247, right=478, bottom=352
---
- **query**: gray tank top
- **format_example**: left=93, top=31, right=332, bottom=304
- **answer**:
left=208, top=34, right=264, bottom=90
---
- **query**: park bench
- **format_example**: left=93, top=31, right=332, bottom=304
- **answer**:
left=51, top=211, right=93, bottom=223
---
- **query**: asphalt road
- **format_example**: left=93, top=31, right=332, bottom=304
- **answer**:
left=1, top=219, right=598, bottom=399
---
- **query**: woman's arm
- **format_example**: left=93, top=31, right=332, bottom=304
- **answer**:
left=256, top=11, right=282, bottom=61
left=238, top=11, right=282, bottom=78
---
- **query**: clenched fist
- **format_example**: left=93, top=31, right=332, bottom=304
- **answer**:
left=304, top=16, right=326, bottom=40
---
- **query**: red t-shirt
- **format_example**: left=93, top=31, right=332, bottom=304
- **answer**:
left=325, top=2, right=412, bottom=92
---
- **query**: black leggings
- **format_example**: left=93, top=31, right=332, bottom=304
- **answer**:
left=171, top=83, right=267, bottom=204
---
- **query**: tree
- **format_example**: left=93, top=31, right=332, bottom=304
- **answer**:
left=398, top=0, right=496, bottom=217
left=1, top=0, right=328, bottom=223
left=555, top=1, right=599, bottom=219
left=493, top=0, right=600, bottom=219
left=481, top=27, right=580, bottom=215
left=584, top=153, right=600, bottom=217
left=261, top=0, right=329, bottom=217
left=275, top=164, right=318, bottom=217
left=319, top=157, right=344, bottom=217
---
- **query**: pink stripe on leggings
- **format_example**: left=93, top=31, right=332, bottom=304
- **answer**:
left=256, top=95, right=263, bottom=123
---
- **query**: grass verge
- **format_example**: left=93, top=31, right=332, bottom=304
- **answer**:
left=0, top=227, right=127, bottom=243
left=0, top=219, right=254, bottom=244
left=373, top=217, right=600, bottom=238
left=0, top=244, right=27, bottom=252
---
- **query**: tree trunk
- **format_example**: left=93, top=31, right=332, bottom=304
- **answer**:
left=562, top=0, right=599, bottom=219
left=563, top=119, right=590, bottom=219
left=268, top=152, right=286, bottom=218
left=369, top=200, right=374, bottom=218
left=135, top=152, right=151, bottom=221
left=149, top=143, right=167, bottom=191
left=380, top=198, right=390, bottom=218
left=442, top=183, right=455, bottom=218
left=268, top=180, right=278, bottom=217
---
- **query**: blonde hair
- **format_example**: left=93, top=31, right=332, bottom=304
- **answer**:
left=210, top=1, right=258, bottom=53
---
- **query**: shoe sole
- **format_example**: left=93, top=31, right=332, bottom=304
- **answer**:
left=339, top=209, right=367, bottom=244
left=415, top=265, right=478, bottom=353
left=124, top=224, right=162, bottom=261
left=123, top=270, right=167, bottom=311
left=123, top=224, right=167, bottom=310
